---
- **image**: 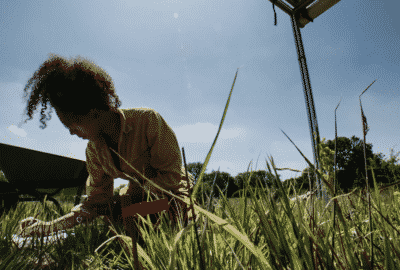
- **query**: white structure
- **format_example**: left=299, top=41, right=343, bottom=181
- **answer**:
left=266, top=0, right=341, bottom=207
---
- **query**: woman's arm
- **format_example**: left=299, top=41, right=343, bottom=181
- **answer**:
left=18, top=193, right=124, bottom=238
left=18, top=204, right=97, bottom=237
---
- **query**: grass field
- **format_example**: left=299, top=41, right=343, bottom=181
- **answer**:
left=1, top=185, right=400, bottom=269
left=1, top=70, right=400, bottom=269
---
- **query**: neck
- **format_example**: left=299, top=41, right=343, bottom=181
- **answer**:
left=100, top=110, right=120, bottom=148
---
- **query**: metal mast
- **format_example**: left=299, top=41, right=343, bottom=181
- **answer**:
left=268, top=0, right=341, bottom=203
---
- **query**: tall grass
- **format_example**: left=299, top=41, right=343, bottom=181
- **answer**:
left=1, top=70, right=400, bottom=269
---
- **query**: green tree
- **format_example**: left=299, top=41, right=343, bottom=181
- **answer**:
left=377, top=146, right=400, bottom=185
left=185, top=161, right=215, bottom=202
left=202, top=170, right=237, bottom=199
left=321, top=136, right=378, bottom=171
left=186, top=162, right=204, bottom=184
left=185, top=162, right=243, bottom=201
left=302, top=135, right=394, bottom=194
left=283, top=171, right=313, bottom=197
left=233, top=170, right=281, bottom=199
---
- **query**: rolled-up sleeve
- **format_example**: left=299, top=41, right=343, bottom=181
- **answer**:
left=144, top=110, right=186, bottom=195
left=83, top=143, right=114, bottom=208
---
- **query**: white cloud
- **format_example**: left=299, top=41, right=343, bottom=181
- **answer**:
left=7, top=125, right=27, bottom=138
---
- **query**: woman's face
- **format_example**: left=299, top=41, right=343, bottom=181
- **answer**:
left=68, top=121, right=95, bottom=140
left=56, top=109, right=101, bottom=141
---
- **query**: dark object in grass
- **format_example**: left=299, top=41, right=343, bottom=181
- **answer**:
left=0, top=142, right=89, bottom=217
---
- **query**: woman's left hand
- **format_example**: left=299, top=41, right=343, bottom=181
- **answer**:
left=19, top=217, right=39, bottom=230
left=18, top=217, right=47, bottom=237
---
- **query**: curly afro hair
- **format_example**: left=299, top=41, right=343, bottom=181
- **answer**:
left=21, top=53, right=122, bottom=129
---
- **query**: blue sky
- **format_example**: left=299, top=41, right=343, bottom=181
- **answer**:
left=1, top=0, right=399, bottom=191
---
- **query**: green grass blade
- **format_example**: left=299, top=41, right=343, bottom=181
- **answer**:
left=191, top=67, right=241, bottom=201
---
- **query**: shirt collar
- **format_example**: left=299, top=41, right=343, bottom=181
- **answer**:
left=117, top=108, right=127, bottom=134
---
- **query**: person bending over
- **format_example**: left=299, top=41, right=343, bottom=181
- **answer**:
left=17, top=54, right=198, bottom=241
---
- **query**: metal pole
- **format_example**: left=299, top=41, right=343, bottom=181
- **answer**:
left=268, top=0, right=342, bottom=205
left=289, top=11, right=325, bottom=203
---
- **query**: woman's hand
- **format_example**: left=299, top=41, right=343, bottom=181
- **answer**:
left=19, top=217, right=39, bottom=230
left=18, top=217, right=46, bottom=237
left=17, top=208, right=97, bottom=238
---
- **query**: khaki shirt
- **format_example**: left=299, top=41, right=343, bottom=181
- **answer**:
left=82, top=107, right=195, bottom=210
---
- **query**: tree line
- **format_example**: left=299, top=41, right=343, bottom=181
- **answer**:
left=2, top=135, right=399, bottom=202
left=281, top=135, right=400, bottom=197
left=183, top=135, right=400, bottom=201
